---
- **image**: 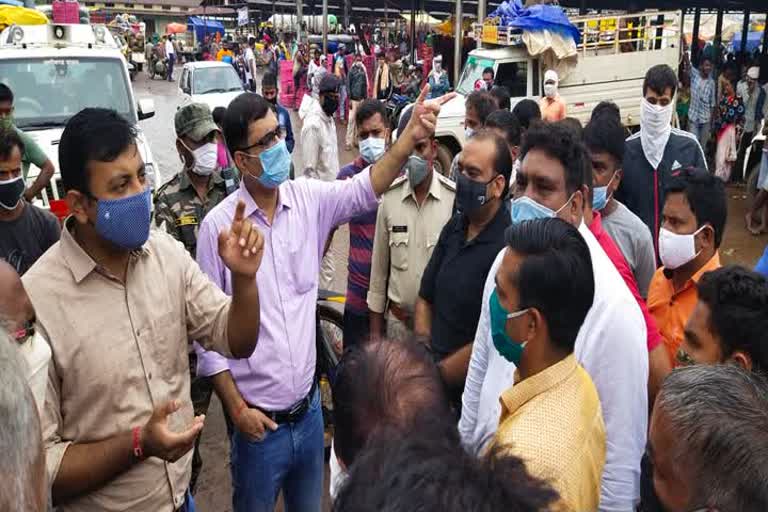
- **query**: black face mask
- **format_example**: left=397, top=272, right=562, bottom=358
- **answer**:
left=322, top=95, right=339, bottom=117
left=0, top=176, right=25, bottom=210
left=455, top=173, right=496, bottom=216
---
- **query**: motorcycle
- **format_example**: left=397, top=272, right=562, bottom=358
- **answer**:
left=384, top=93, right=413, bottom=132
left=315, top=290, right=344, bottom=456
left=149, top=54, right=166, bottom=80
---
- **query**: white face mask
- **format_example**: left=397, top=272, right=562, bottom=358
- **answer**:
left=658, top=225, right=708, bottom=270
left=543, top=83, right=557, bottom=98
left=640, top=98, right=674, bottom=169
left=464, top=127, right=476, bottom=140
left=184, top=141, right=219, bottom=176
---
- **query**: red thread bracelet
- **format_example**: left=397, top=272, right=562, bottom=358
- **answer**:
left=132, top=426, right=145, bottom=461
left=234, top=401, right=248, bottom=419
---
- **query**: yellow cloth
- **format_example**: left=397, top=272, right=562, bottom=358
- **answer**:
left=0, top=5, right=47, bottom=29
left=216, top=49, right=234, bottom=62
left=492, top=355, right=606, bottom=511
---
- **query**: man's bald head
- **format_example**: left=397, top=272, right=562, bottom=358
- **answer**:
left=0, top=261, right=33, bottom=333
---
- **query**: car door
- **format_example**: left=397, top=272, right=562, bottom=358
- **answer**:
left=179, top=68, right=192, bottom=106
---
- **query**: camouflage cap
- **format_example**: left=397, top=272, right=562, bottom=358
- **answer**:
left=175, top=103, right=220, bottom=141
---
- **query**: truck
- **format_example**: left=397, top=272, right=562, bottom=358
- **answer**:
left=431, top=9, right=682, bottom=174
left=0, top=23, right=159, bottom=208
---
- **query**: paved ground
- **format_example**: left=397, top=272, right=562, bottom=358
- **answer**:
left=134, top=70, right=766, bottom=511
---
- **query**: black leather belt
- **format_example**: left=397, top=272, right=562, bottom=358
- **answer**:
left=250, top=380, right=317, bottom=425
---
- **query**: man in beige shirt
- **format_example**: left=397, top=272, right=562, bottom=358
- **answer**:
left=368, top=108, right=455, bottom=341
left=22, top=108, right=265, bottom=512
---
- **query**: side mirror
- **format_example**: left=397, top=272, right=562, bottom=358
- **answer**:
left=137, top=98, right=155, bottom=120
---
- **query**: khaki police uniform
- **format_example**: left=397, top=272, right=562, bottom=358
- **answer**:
left=367, top=171, right=456, bottom=340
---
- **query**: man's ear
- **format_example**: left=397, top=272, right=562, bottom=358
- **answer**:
left=570, top=188, right=585, bottom=224
left=728, top=351, right=753, bottom=373
left=66, top=189, right=92, bottom=225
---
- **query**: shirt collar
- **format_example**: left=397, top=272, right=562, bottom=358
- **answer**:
left=400, top=170, right=442, bottom=203
left=460, top=202, right=510, bottom=244
left=665, top=252, right=722, bottom=296
left=500, top=354, right=578, bottom=416
left=60, top=217, right=150, bottom=284
left=237, top=177, right=292, bottom=220
left=178, top=169, right=225, bottom=192
left=589, top=210, right=605, bottom=237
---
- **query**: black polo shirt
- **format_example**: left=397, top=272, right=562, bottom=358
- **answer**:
left=419, top=203, right=510, bottom=360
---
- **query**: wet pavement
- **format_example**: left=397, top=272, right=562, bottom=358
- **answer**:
left=133, top=70, right=767, bottom=511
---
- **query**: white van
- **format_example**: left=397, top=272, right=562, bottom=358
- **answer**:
left=0, top=23, right=159, bottom=207
left=431, top=10, right=682, bottom=173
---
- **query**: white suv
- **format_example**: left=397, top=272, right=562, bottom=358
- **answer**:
left=0, top=23, right=159, bottom=207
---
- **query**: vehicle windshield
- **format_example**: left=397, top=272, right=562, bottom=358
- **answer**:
left=456, top=55, right=496, bottom=96
left=0, top=57, right=135, bottom=130
left=193, top=67, right=243, bottom=95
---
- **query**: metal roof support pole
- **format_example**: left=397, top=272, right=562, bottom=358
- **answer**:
left=740, top=9, right=750, bottom=58
left=691, top=7, right=701, bottom=66
left=411, top=0, right=417, bottom=63
left=714, top=5, right=724, bottom=70
left=454, top=0, right=462, bottom=88
left=477, top=0, right=485, bottom=49
left=322, top=0, right=328, bottom=54
left=297, top=0, right=303, bottom=45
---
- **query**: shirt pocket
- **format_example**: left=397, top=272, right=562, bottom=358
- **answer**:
left=288, top=239, right=316, bottom=294
left=389, top=232, right=409, bottom=271
left=425, top=233, right=439, bottom=259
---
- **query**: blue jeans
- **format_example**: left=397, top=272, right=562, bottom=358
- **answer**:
left=180, top=491, right=195, bottom=512
left=167, top=53, right=176, bottom=81
left=231, top=389, right=324, bottom=512
left=688, top=120, right=711, bottom=152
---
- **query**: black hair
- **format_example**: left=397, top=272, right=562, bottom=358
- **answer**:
left=664, top=167, right=728, bottom=248
left=0, top=128, right=24, bottom=161
left=466, top=91, right=499, bottom=126
left=333, top=424, right=559, bottom=512
left=490, top=85, right=511, bottom=111
left=504, top=218, right=594, bottom=352
left=485, top=110, right=521, bottom=147
left=521, top=122, right=588, bottom=196
left=473, top=130, right=513, bottom=198
left=557, top=117, right=584, bottom=141
left=482, top=66, right=494, bottom=78
left=261, top=72, right=277, bottom=88
left=643, top=64, right=678, bottom=97
left=697, top=266, right=768, bottom=372
left=356, top=99, right=388, bottom=131
left=591, top=101, right=621, bottom=124
left=0, top=83, right=12, bottom=104
left=584, top=115, right=625, bottom=165
left=332, top=338, right=451, bottom=467
left=512, top=99, right=541, bottom=130
left=59, top=108, right=137, bottom=195
left=211, top=106, right=227, bottom=126
left=222, top=92, right=273, bottom=155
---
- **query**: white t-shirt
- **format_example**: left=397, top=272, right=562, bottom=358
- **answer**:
left=165, top=40, right=175, bottom=56
left=244, top=48, right=255, bottom=81
left=459, top=221, right=648, bottom=512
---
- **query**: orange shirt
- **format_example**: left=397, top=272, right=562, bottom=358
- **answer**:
left=539, top=95, right=567, bottom=122
left=647, top=253, right=721, bottom=366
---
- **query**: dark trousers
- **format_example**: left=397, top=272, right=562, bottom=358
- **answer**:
left=343, top=308, right=370, bottom=349
left=188, top=352, right=213, bottom=494
left=167, top=53, right=176, bottom=81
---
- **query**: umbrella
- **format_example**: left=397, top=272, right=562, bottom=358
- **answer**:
left=166, top=22, right=187, bottom=34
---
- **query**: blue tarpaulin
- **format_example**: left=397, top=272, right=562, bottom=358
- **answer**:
left=487, top=0, right=581, bottom=44
left=187, top=16, right=225, bottom=42
left=730, top=31, right=763, bottom=53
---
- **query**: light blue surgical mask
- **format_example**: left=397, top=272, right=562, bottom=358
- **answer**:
left=359, top=136, right=386, bottom=164
left=510, top=194, right=573, bottom=224
left=591, top=172, right=616, bottom=211
left=489, top=288, right=529, bottom=365
left=249, top=139, right=290, bottom=189
left=94, top=187, right=152, bottom=250
left=464, top=127, right=476, bottom=140
left=406, top=154, right=430, bottom=187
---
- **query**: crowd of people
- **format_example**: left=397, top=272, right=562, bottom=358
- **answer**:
left=1, top=33, right=768, bottom=512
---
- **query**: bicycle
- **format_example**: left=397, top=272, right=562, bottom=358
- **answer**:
left=315, top=289, right=345, bottom=456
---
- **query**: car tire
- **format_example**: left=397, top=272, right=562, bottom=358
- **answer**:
left=435, top=143, right=454, bottom=178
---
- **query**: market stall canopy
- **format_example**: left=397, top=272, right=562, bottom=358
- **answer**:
left=166, top=22, right=187, bottom=34
left=187, top=16, right=224, bottom=41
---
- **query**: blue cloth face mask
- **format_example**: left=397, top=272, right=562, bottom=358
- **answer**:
left=94, top=187, right=152, bottom=251
left=510, top=193, right=573, bottom=224
left=489, top=288, right=529, bottom=365
left=254, top=139, right=291, bottom=189
left=591, top=172, right=616, bottom=211
left=359, top=136, right=386, bottom=164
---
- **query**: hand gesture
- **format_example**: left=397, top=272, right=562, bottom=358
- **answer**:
left=218, top=200, right=264, bottom=279
left=404, top=85, right=457, bottom=143
left=236, top=407, right=278, bottom=442
left=142, top=400, right=204, bottom=462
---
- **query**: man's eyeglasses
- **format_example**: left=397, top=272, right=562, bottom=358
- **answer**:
left=238, top=127, right=286, bottom=154
left=12, top=319, right=35, bottom=344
